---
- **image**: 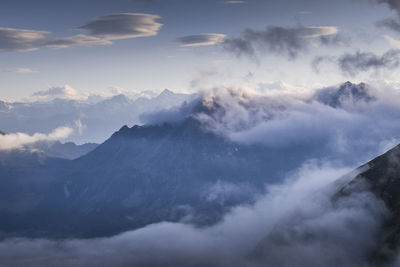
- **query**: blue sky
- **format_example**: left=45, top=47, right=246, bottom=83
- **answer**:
left=0, top=0, right=398, bottom=100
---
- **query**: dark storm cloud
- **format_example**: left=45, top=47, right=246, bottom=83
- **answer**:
left=338, top=50, right=400, bottom=76
left=78, top=13, right=162, bottom=40
left=176, top=33, right=227, bottom=47
left=223, top=26, right=340, bottom=59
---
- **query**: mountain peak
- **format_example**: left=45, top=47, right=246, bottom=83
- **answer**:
left=315, top=81, right=375, bottom=108
left=159, top=89, right=175, bottom=97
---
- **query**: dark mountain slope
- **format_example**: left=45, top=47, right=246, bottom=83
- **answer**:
left=336, top=144, right=400, bottom=263
left=0, top=117, right=328, bottom=238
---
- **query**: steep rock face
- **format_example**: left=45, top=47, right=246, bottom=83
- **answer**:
left=337, top=144, right=400, bottom=262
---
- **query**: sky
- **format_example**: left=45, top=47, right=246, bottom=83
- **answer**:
left=0, top=0, right=399, bottom=100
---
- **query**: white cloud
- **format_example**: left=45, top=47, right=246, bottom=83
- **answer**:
left=32, top=85, right=83, bottom=100
left=0, top=126, right=73, bottom=151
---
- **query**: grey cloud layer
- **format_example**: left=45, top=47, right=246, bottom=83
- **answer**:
left=0, top=13, right=162, bottom=52
left=176, top=33, right=227, bottom=47
left=223, top=26, right=340, bottom=59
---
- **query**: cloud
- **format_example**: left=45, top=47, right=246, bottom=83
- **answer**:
left=364, top=0, right=400, bottom=33
left=0, top=27, right=48, bottom=51
left=176, top=33, right=227, bottom=47
left=0, top=161, right=389, bottom=266
left=224, top=0, right=245, bottom=4
left=376, top=17, right=400, bottom=33
left=384, top=34, right=400, bottom=48
left=0, top=13, right=162, bottom=52
left=370, top=0, right=400, bottom=14
left=0, top=27, right=109, bottom=51
left=78, top=13, right=162, bottom=40
left=3, top=83, right=400, bottom=265
left=32, top=85, right=82, bottom=100
left=312, top=49, right=400, bottom=76
left=0, top=126, right=73, bottom=151
left=223, top=26, right=340, bottom=59
left=45, top=34, right=112, bottom=49
left=338, top=50, right=400, bottom=76
left=147, top=82, right=400, bottom=167
left=1, top=68, right=35, bottom=73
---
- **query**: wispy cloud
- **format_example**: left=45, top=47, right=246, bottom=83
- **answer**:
left=312, top=49, right=400, bottom=76
left=32, top=85, right=83, bottom=100
left=224, top=0, right=245, bottom=4
left=1, top=67, right=36, bottom=73
left=338, top=50, right=400, bottom=76
left=384, top=34, right=400, bottom=48
left=176, top=33, right=227, bottom=47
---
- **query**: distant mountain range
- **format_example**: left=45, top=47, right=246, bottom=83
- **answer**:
left=0, top=89, right=196, bottom=143
left=31, top=141, right=98, bottom=160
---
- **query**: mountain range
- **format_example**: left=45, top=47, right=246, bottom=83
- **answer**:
left=0, top=89, right=195, bottom=144
left=1, top=81, right=400, bottom=259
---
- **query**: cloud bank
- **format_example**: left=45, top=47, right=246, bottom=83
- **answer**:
left=0, top=162, right=389, bottom=266
left=141, top=82, right=400, bottom=166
